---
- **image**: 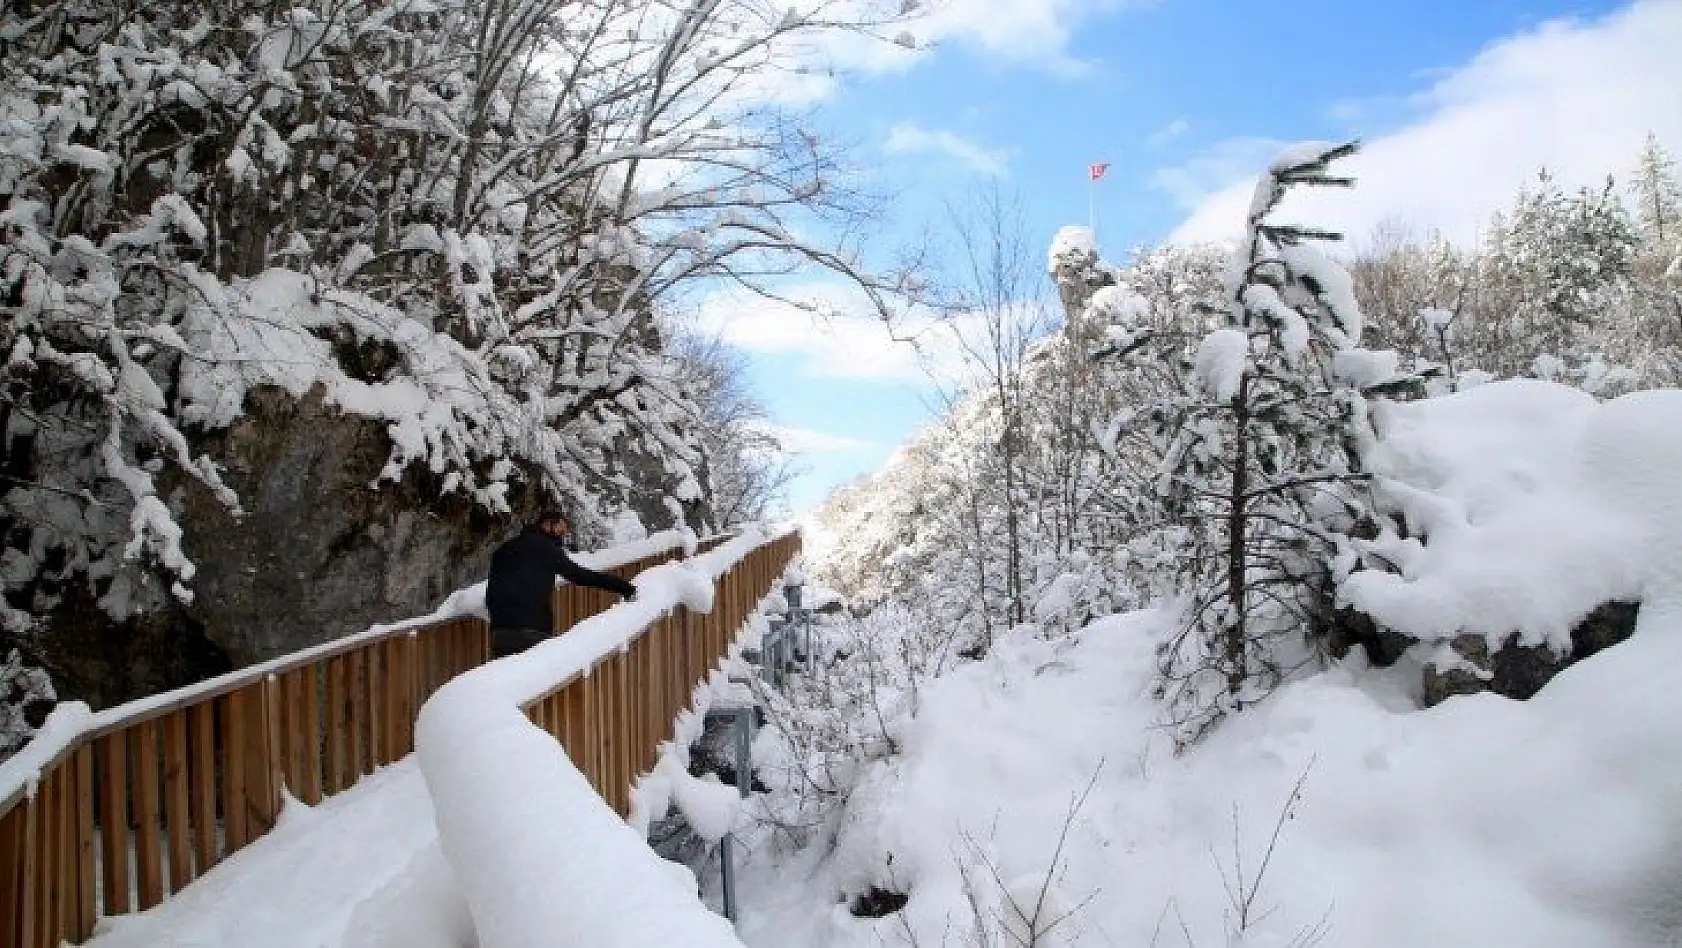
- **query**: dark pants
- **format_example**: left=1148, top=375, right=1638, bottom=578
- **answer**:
left=490, top=626, right=547, bottom=659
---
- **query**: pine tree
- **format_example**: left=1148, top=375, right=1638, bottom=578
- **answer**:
left=1632, top=133, right=1682, bottom=246
left=1129, top=142, right=1390, bottom=745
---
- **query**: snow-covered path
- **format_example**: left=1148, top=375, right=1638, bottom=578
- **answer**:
left=85, top=759, right=474, bottom=948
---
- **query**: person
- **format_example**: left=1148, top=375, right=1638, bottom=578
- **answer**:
left=485, top=508, right=637, bottom=658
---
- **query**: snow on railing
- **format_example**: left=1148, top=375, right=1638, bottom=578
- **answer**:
left=416, top=528, right=801, bottom=948
left=0, top=527, right=709, bottom=948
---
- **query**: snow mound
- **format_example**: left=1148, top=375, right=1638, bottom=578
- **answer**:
left=1047, top=225, right=1097, bottom=273
left=1344, top=380, right=1682, bottom=652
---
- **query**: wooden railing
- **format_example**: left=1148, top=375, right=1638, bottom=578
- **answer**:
left=519, top=531, right=802, bottom=817
left=418, top=528, right=803, bottom=948
left=0, top=532, right=744, bottom=948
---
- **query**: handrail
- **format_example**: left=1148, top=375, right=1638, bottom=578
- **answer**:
left=417, top=528, right=801, bottom=948
left=0, top=528, right=730, bottom=948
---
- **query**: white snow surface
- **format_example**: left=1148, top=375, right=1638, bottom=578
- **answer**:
left=416, top=528, right=786, bottom=948
left=1193, top=327, right=1248, bottom=400
left=1047, top=225, right=1097, bottom=273
left=86, top=760, right=472, bottom=948
left=739, top=603, right=1682, bottom=947
left=1344, top=380, right=1682, bottom=652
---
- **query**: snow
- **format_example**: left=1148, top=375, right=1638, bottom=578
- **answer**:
left=1084, top=284, right=1151, bottom=327
left=1047, top=226, right=1097, bottom=273
left=1193, top=328, right=1248, bottom=400
left=737, top=605, right=1682, bottom=948
left=85, top=760, right=469, bottom=948
left=1343, top=380, right=1682, bottom=654
left=668, top=769, right=743, bottom=844
left=1332, top=347, right=1401, bottom=388
left=416, top=528, right=786, bottom=948
left=737, top=375, right=1682, bottom=947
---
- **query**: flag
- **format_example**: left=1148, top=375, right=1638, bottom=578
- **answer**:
left=1088, top=162, right=1110, bottom=181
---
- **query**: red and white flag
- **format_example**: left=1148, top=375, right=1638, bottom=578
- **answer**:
left=1088, top=162, right=1110, bottom=181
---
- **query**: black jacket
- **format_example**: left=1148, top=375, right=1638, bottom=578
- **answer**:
left=485, top=527, right=637, bottom=632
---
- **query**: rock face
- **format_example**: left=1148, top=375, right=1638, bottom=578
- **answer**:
left=1420, top=601, right=1640, bottom=706
left=34, top=383, right=696, bottom=709
left=175, top=385, right=532, bottom=667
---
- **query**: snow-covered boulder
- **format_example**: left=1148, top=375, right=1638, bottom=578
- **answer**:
left=1339, top=379, right=1680, bottom=704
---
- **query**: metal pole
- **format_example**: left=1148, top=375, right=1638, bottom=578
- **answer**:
left=718, top=707, right=754, bottom=925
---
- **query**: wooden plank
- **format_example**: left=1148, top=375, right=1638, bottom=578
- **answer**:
left=189, top=703, right=217, bottom=875
left=610, top=656, right=629, bottom=815
left=325, top=656, right=348, bottom=795
left=74, top=746, right=96, bottom=941
left=618, top=651, right=634, bottom=808
left=397, top=635, right=416, bottom=756
left=346, top=648, right=369, bottom=779
left=280, top=670, right=304, bottom=799
left=367, top=643, right=386, bottom=768
left=17, top=795, right=37, bottom=948
left=0, top=806, right=24, bottom=948
left=222, top=692, right=249, bottom=853
left=131, top=721, right=165, bottom=910
left=561, top=682, right=589, bottom=779
left=301, top=666, right=323, bottom=804
left=163, top=712, right=192, bottom=893
left=255, top=677, right=282, bottom=837
left=575, top=674, right=600, bottom=795
left=39, top=769, right=59, bottom=948
left=97, top=733, right=131, bottom=916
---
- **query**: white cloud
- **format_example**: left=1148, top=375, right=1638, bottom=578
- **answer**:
left=1150, top=136, right=1283, bottom=209
left=912, top=0, right=1126, bottom=75
left=786, top=0, right=1131, bottom=81
left=884, top=122, right=1011, bottom=175
left=690, top=284, right=931, bottom=382
left=1165, top=0, right=1682, bottom=247
left=1146, top=118, right=1191, bottom=148
left=745, top=422, right=875, bottom=455
left=689, top=282, right=1016, bottom=387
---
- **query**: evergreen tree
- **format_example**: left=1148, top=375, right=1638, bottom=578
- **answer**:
left=1123, top=142, right=1390, bottom=745
left=1632, top=133, right=1682, bottom=246
left=1479, top=171, right=1637, bottom=378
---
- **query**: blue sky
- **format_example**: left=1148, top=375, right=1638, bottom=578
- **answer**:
left=692, top=0, right=1681, bottom=515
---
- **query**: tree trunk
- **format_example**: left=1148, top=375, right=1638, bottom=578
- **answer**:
left=1225, top=373, right=1250, bottom=694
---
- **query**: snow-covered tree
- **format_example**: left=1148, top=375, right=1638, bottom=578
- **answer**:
left=1631, top=133, right=1682, bottom=247
left=668, top=328, right=796, bottom=527
left=1, top=0, right=917, bottom=705
left=1117, top=142, right=1393, bottom=745
left=1477, top=171, right=1637, bottom=379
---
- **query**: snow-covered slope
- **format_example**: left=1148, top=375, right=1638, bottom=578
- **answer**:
left=742, top=379, right=1682, bottom=947
left=741, top=605, right=1682, bottom=947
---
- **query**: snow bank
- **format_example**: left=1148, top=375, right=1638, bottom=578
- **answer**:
left=1343, top=380, right=1682, bottom=652
left=0, top=530, right=697, bottom=808
left=416, top=529, right=786, bottom=948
